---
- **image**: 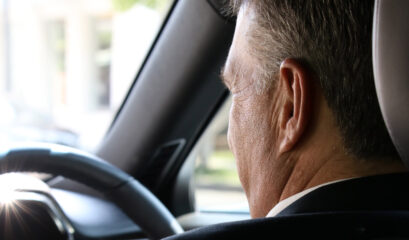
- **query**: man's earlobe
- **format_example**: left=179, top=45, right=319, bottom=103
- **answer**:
left=278, top=58, right=313, bottom=154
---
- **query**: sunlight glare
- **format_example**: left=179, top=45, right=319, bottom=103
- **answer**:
left=0, top=173, right=47, bottom=206
left=0, top=189, right=16, bottom=205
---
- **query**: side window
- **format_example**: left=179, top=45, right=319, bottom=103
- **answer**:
left=194, top=97, right=249, bottom=213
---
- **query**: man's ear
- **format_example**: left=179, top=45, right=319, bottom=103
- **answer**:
left=278, top=58, right=313, bottom=154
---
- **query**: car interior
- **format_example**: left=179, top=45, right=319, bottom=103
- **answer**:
left=0, top=0, right=408, bottom=239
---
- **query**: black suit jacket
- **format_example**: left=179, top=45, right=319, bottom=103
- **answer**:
left=165, top=172, right=409, bottom=239
left=278, top=172, right=409, bottom=216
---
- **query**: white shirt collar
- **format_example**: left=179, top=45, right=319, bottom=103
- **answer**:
left=266, top=178, right=351, bottom=217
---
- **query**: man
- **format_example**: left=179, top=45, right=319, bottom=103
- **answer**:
left=166, top=0, right=409, bottom=238
left=221, top=0, right=407, bottom=218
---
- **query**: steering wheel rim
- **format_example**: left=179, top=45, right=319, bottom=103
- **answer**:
left=0, top=142, right=183, bottom=239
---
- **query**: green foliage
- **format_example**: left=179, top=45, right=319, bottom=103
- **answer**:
left=195, top=166, right=241, bottom=187
left=112, top=0, right=169, bottom=12
left=195, top=150, right=241, bottom=187
left=112, top=0, right=137, bottom=11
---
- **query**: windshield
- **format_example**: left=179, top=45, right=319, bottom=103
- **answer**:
left=0, top=0, right=172, bottom=152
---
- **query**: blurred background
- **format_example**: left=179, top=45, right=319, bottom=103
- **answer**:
left=0, top=0, right=247, bottom=213
left=0, top=0, right=169, bottom=151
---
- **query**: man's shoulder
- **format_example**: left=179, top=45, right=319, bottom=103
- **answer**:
left=164, top=173, right=409, bottom=240
left=278, top=172, right=409, bottom=216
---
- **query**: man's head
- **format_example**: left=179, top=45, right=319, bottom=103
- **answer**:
left=222, top=0, right=405, bottom=218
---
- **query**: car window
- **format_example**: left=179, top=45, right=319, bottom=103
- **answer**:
left=0, top=0, right=172, bottom=152
left=194, top=97, right=249, bottom=214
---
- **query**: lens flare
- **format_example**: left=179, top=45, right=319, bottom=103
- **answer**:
left=0, top=173, right=52, bottom=239
left=0, top=190, right=16, bottom=205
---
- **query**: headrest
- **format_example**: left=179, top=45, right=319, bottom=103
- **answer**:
left=373, top=0, right=409, bottom=166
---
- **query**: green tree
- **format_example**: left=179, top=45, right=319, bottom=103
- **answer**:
left=112, top=0, right=169, bottom=12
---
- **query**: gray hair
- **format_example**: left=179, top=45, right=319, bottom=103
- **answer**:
left=228, top=0, right=399, bottom=160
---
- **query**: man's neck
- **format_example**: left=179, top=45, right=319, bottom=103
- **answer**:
left=277, top=98, right=407, bottom=202
left=278, top=150, right=406, bottom=202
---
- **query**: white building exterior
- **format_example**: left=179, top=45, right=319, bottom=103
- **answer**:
left=0, top=0, right=161, bottom=150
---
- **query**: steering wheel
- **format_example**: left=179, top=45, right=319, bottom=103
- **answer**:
left=0, top=142, right=183, bottom=239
